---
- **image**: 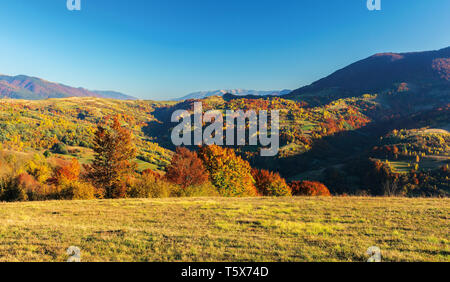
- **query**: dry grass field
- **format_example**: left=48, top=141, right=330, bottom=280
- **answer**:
left=0, top=197, right=448, bottom=262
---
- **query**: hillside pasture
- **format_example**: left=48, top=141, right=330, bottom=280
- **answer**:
left=0, top=197, right=448, bottom=262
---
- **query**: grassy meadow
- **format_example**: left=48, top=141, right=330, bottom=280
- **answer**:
left=0, top=197, right=448, bottom=262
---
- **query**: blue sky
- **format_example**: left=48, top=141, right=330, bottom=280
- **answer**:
left=0, top=0, right=449, bottom=100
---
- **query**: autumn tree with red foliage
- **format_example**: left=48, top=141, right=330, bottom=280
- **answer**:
left=88, top=115, right=137, bottom=198
left=165, top=147, right=209, bottom=188
left=142, top=169, right=162, bottom=180
left=289, top=181, right=331, bottom=196
left=252, top=168, right=291, bottom=196
left=16, top=173, right=42, bottom=200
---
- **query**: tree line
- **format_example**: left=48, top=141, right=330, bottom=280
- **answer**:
left=0, top=115, right=330, bottom=202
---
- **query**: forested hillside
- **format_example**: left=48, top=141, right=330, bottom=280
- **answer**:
left=0, top=98, right=172, bottom=170
left=0, top=48, right=448, bottom=199
left=0, top=89, right=448, bottom=198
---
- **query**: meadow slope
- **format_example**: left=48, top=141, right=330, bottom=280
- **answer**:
left=0, top=197, right=448, bottom=262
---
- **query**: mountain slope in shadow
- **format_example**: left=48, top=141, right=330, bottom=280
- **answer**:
left=286, top=47, right=450, bottom=103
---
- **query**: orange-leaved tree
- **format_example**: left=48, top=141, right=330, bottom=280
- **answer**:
left=54, top=158, right=80, bottom=183
left=198, top=145, right=258, bottom=197
left=252, top=168, right=291, bottom=196
left=289, top=181, right=331, bottom=196
left=142, top=169, right=162, bottom=180
left=165, top=147, right=209, bottom=188
left=88, top=115, right=137, bottom=198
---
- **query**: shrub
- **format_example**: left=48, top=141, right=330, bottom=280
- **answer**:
left=43, top=150, right=52, bottom=158
left=127, top=173, right=176, bottom=198
left=165, top=147, right=209, bottom=188
left=198, top=145, right=258, bottom=197
left=128, top=169, right=218, bottom=198
left=52, top=143, right=69, bottom=154
left=16, top=172, right=48, bottom=201
left=252, top=169, right=291, bottom=196
left=0, top=172, right=68, bottom=201
left=174, top=182, right=220, bottom=197
left=289, top=181, right=331, bottom=196
left=0, top=175, right=29, bottom=202
left=60, top=180, right=96, bottom=200
left=142, top=169, right=162, bottom=180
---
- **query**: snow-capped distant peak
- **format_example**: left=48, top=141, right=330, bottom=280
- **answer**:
left=176, top=89, right=291, bottom=100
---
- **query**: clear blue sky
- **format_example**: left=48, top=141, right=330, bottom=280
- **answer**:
left=0, top=0, right=449, bottom=100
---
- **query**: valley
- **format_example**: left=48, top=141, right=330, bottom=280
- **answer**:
left=0, top=47, right=449, bottom=199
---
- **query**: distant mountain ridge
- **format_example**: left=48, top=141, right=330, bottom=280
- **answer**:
left=177, top=89, right=291, bottom=100
left=287, top=46, right=450, bottom=100
left=0, top=74, right=136, bottom=100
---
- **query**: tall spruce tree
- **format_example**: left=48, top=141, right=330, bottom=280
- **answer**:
left=88, top=115, right=136, bottom=198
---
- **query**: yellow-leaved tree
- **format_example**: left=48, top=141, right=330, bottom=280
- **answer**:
left=198, top=145, right=258, bottom=197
